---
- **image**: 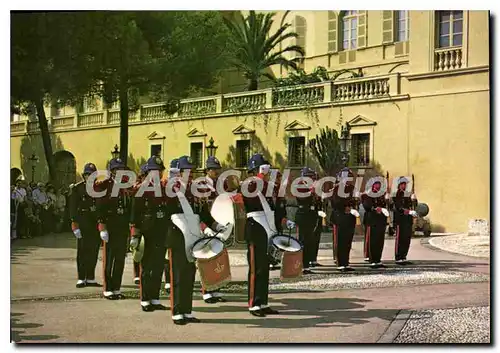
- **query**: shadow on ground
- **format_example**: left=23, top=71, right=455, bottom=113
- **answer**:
left=193, top=295, right=397, bottom=329
left=11, top=312, right=59, bottom=343
left=11, top=233, right=79, bottom=265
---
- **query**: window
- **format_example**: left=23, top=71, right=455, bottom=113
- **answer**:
left=236, top=140, right=251, bottom=168
left=150, top=144, right=162, bottom=158
left=295, top=16, right=307, bottom=53
left=351, top=133, right=370, bottom=167
left=342, top=11, right=358, bottom=50
left=190, top=142, right=203, bottom=169
left=395, top=10, right=410, bottom=42
left=437, top=11, right=463, bottom=48
left=288, top=136, right=306, bottom=167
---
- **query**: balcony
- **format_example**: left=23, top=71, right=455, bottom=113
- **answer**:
left=434, top=47, right=463, bottom=71
left=11, top=73, right=407, bottom=135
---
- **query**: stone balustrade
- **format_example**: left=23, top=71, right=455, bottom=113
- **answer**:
left=434, top=47, right=463, bottom=71
left=11, top=73, right=404, bottom=135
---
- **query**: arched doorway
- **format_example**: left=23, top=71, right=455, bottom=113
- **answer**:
left=53, top=151, right=76, bottom=191
left=10, top=168, right=22, bottom=185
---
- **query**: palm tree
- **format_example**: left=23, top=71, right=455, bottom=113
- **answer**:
left=224, top=11, right=306, bottom=91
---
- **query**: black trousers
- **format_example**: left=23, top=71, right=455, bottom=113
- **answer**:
left=76, top=217, right=100, bottom=281
left=332, top=212, right=356, bottom=267
left=103, top=219, right=128, bottom=293
left=246, top=218, right=270, bottom=308
left=311, top=216, right=322, bottom=263
left=140, top=231, right=167, bottom=303
left=168, top=227, right=196, bottom=316
left=296, top=211, right=317, bottom=268
left=394, top=216, right=413, bottom=260
left=365, top=216, right=387, bottom=263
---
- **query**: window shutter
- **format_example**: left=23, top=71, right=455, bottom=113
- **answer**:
left=327, top=11, right=338, bottom=53
left=357, top=10, right=368, bottom=48
left=382, top=10, right=394, bottom=44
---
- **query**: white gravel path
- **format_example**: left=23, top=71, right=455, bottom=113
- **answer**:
left=429, top=234, right=490, bottom=258
left=267, top=270, right=488, bottom=291
left=394, top=306, right=490, bottom=343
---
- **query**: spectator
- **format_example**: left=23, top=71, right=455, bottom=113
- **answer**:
left=32, top=182, right=50, bottom=235
left=55, top=188, right=67, bottom=233
left=11, top=177, right=27, bottom=239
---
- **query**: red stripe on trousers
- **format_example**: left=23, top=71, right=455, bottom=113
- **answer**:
left=366, top=226, right=371, bottom=259
left=169, top=249, right=174, bottom=315
left=395, top=225, right=400, bottom=259
left=102, top=241, right=107, bottom=291
left=333, top=225, right=338, bottom=266
left=248, top=244, right=256, bottom=308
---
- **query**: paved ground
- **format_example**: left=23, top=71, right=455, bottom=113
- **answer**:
left=10, top=232, right=490, bottom=343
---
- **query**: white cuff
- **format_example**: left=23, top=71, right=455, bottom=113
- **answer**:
left=141, top=301, right=150, bottom=307
left=86, top=279, right=97, bottom=284
left=172, top=314, right=184, bottom=320
left=203, top=293, right=213, bottom=300
left=103, top=291, right=113, bottom=297
left=249, top=306, right=261, bottom=311
left=112, top=290, right=121, bottom=295
left=184, top=313, right=195, bottom=318
left=134, top=277, right=140, bottom=281
left=164, top=283, right=171, bottom=290
left=261, top=304, right=269, bottom=309
left=76, top=280, right=85, bottom=285
left=151, top=299, right=160, bottom=305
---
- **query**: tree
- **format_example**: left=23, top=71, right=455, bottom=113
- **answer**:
left=224, top=11, right=305, bottom=91
left=308, top=126, right=344, bottom=177
left=11, top=12, right=100, bottom=182
left=80, top=11, right=233, bottom=163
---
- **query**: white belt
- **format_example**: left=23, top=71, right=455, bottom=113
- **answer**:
left=247, top=211, right=265, bottom=219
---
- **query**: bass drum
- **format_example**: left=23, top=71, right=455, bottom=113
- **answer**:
left=210, top=192, right=247, bottom=245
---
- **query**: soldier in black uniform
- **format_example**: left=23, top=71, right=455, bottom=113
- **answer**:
left=361, top=179, right=388, bottom=269
left=162, top=159, right=179, bottom=295
left=129, top=156, right=169, bottom=312
left=199, top=156, right=228, bottom=304
left=167, top=156, right=227, bottom=325
left=310, top=171, right=325, bottom=267
left=69, top=163, right=101, bottom=288
left=330, top=168, right=358, bottom=272
left=295, top=167, right=322, bottom=274
left=243, top=153, right=280, bottom=317
left=132, top=164, right=148, bottom=285
left=96, top=158, right=131, bottom=299
left=392, top=177, right=417, bottom=265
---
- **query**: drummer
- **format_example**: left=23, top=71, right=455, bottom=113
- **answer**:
left=198, top=156, right=228, bottom=304
left=167, top=156, right=227, bottom=325
left=242, top=154, right=282, bottom=317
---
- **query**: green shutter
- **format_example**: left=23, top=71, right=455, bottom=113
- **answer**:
left=328, top=11, right=338, bottom=53
left=357, top=10, right=368, bottom=48
left=382, top=10, right=395, bottom=44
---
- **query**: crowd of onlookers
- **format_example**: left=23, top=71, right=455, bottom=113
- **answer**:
left=11, top=177, right=70, bottom=240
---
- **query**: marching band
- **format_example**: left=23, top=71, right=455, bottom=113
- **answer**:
left=69, top=151, right=421, bottom=324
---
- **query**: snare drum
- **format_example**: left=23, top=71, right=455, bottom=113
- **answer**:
left=192, top=237, right=231, bottom=291
left=268, top=234, right=303, bottom=280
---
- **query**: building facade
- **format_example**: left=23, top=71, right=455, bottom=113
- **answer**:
left=10, top=10, right=490, bottom=233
